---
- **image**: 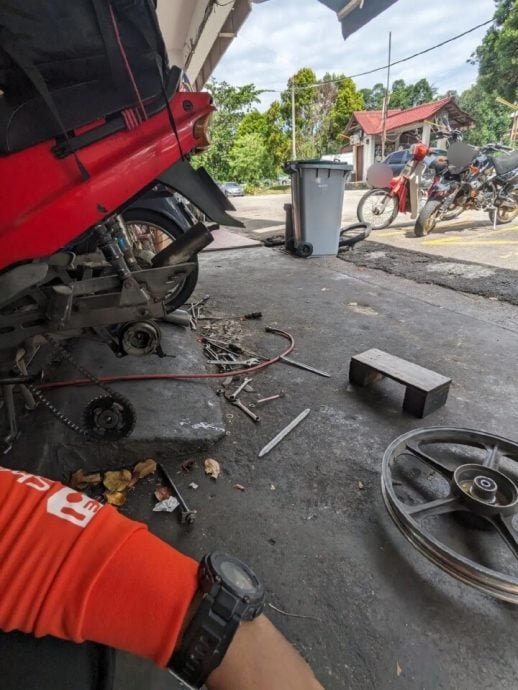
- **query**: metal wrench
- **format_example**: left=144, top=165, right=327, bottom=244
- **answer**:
left=231, top=398, right=260, bottom=423
left=228, top=377, right=253, bottom=402
left=160, top=464, right=197, bottom=525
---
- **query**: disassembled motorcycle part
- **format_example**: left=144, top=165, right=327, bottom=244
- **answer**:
left=227, top=377, right=253, bottom=402
left=230, top=398, right=260, bottom=423
left=258, top=408, right=310, bottom=458
left=382, top=427, right=518, bottom=603
left=160, top=463, right=197, bottom=525
left=120, top=320, right=161, bottom=356
left=83, top=394, right=136, bottom=441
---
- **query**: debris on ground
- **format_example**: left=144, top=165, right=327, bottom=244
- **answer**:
left=204, top=458, right=221, bottom=479
left=104, top=490, right=126, bottom=506
left=103, top=469, right=133, bottom=492
left=154, top=486, right=172, bottom=501
left=243, top=311, right=262, bottom=320
left=267, top=603, right=322, bottom=622
left=233, top=484, right=246, bottom=491
left=153, top=496, right=180, bottom=513
left=358, top=480, right=365, bottom=490
left=129, top=458, right=157, bottom=486
left=180, top=458, right=196, bottom=473
left=396, top=661, right=402, bottom=677
left=189, top=482, right=199, bottom=490
left=70, top=469, right=102, bottom=490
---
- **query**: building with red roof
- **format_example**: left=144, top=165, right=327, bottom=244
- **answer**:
left=345, top=96, right=473, bottom=181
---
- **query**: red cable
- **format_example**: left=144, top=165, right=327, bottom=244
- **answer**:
left=109, top=3, right=148, bottom=121
left=38, top=330, right=295, bottom=392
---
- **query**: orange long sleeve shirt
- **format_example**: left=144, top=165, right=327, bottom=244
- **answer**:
left=0, top=465, right=198, bottom=666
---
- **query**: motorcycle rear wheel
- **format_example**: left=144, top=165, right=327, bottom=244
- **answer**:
left=414, top=199, right=442, bottom=237
left=122, top=208, right=199, bottom=312
left=357, top=189, right=398, bottom=230
left=488, top=206, right=518, bottom=225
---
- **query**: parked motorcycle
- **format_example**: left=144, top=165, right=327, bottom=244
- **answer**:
left=0, top=0, right=242, bottom=442
left=357, top=129, right=462, bottom=231
left=414, top=142, right=518, bottom=236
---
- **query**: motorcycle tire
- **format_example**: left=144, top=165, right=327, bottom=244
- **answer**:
left=122, top=208, right=199, bottom=312
left=357, top=189, right=398, bottom=230
left=414, top=200, right=442, bottom=237
left=443, top=206, right=464, bottom=221
left=488, top=206, right=518, bottom=225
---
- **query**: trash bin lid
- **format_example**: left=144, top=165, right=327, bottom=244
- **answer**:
left=284, top=159, right=353, bottom=173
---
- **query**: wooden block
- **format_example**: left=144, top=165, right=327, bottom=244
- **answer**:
left=349, top=348, right=451, bottom=418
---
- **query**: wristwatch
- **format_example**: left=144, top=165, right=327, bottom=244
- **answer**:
left=168, top=552, right=265, bottom=688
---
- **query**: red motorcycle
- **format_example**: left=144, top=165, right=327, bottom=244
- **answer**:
left=356, top=142, right=432, bottom=230
left=0, top=2, right=240, bottom=372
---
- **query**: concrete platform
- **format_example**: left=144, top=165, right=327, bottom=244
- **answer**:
left=3, top=324, right=225, bottom=480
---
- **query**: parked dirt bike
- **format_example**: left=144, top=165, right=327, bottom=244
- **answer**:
left=357, top=129, right=463, bottom=231
left=0, top=0, right=243, bottom=442
left=414, top=142, right=518, bottom=236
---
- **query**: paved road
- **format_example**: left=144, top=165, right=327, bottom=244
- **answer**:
left=228, top=191, right=518, bottom=271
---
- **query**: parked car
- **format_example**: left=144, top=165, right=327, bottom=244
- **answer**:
left=221, top=181, right=245, bottom=197
left=383, top=148, right=447, bottom=177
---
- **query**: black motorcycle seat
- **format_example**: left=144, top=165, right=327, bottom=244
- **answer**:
left=0, top=66, right=169, bottom=155
left=493, top=150, right=518, bottom=177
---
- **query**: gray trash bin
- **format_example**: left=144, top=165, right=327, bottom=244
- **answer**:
left=284, top=160, right=352, bottom=257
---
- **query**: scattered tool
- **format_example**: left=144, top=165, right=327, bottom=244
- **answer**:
left=160, top=463, right=197, bottom=525
left=278, top=355, right=330, bottom=378
left=229, top=397, right=260, bottom=423
left=227, top=377, right=253, bottom=402
left=256, top=392, right=285, bottom=405
left=258, top=408, right=310, bottom=458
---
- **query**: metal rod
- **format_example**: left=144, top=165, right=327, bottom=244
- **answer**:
left=279, top=356, right=330, bottom=378
left=291, top=81, right=297, bottom=159
left=258, top=408, right=310, bottom=458
left=381, top=31, right=392, bottom=159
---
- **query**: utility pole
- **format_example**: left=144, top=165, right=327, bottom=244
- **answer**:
left=291, top=81, right=297, bottom=159
left=381, top=31, right=392, bottom=159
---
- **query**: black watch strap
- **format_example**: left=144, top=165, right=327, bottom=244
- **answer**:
left=168, top=587, right=243, bottom=688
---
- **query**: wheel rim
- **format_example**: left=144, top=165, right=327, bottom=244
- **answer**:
left=381, top=427, right=518, bottom=602
left=498, top=207, right=518, bottom=223
left=423, top=208, right=439, bottom=234
left=361, top=191, right=396, bottom=229
left=125, top=221, right=184, bottom=304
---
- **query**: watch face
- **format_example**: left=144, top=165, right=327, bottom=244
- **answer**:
left=220, top=559, right=256, bottom=593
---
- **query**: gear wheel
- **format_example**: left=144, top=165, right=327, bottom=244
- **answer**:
left=83, top=394, right=136, bottom=441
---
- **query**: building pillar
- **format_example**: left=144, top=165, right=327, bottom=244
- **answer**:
left=421, top=122, right=431, bottom=146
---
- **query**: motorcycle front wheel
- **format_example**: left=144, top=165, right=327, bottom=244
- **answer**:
left=414, top=199, right=442, bottom=237
left=488, top=206, right=518, bottom=225
left=357, top=189, right=398, bottom=230
left=122, top=208, right=199, bottom=312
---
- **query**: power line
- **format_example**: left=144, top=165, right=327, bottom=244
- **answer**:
left=264, top=18, right=493, bottom=93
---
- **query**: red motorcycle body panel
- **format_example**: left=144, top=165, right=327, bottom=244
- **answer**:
left=0, top=92, right=213, bottom=271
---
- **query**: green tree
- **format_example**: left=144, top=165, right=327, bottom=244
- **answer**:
left=194, top=80, right=264, bottom=181
left=325, top=77, right=364, bottom=150
left=236, top=110, right=268, bottom=138
left=458, top=83, right=511, bottom=145
left=473, top=0, right=518, bottom=103
left=264, top=101, right=290, bottom=172
left=410, top=78, right=436, bottom=106
left=228, top=132, right=271, bottom=186
left=280, top=68, right=318, bottom=158
left=389, top=79, right=412, bottom=109
left=359, top=82, right=386, bottom=110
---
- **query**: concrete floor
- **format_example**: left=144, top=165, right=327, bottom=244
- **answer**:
left=3, top=242, right=518, bottom=689
left=111, top=247, right=518, bottom=689
left=231, top=191, right=518, bottom=271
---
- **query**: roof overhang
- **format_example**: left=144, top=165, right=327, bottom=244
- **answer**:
left=156, top=0, right=252, bottom=89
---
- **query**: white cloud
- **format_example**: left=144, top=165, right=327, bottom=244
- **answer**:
left=212, top=0, right=495, bottom=109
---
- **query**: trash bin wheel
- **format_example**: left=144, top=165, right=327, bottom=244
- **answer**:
left=296, top=242, right=313, bottom=258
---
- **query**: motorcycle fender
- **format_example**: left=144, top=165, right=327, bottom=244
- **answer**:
left=157, top=160, right=244, bottom=228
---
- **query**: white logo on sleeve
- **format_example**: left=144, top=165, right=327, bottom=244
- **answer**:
left=46, top=488, right=102, bottom=527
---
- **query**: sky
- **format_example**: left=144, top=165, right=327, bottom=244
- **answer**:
left=212, top=0, right=495, bottom=110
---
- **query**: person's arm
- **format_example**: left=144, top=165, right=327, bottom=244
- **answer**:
left=0, top=466, right=323, bottom=689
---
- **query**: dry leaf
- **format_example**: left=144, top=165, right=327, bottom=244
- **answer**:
left=154, top=486, right=172, bottom=501
left=358, top=480, right=365, bottom=490
left=104, top=490, right=126, bottom=506
left=396, top=661, right=402, bottom=677
left=204, top=458, right=221, bottom=480
left=70, top=469, right=102, bottom=490
left=103, top=469, right=132, bottom=492
left=233, top=484, right=246, bottom=492
left=133, top=458, right=157, bottom=479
